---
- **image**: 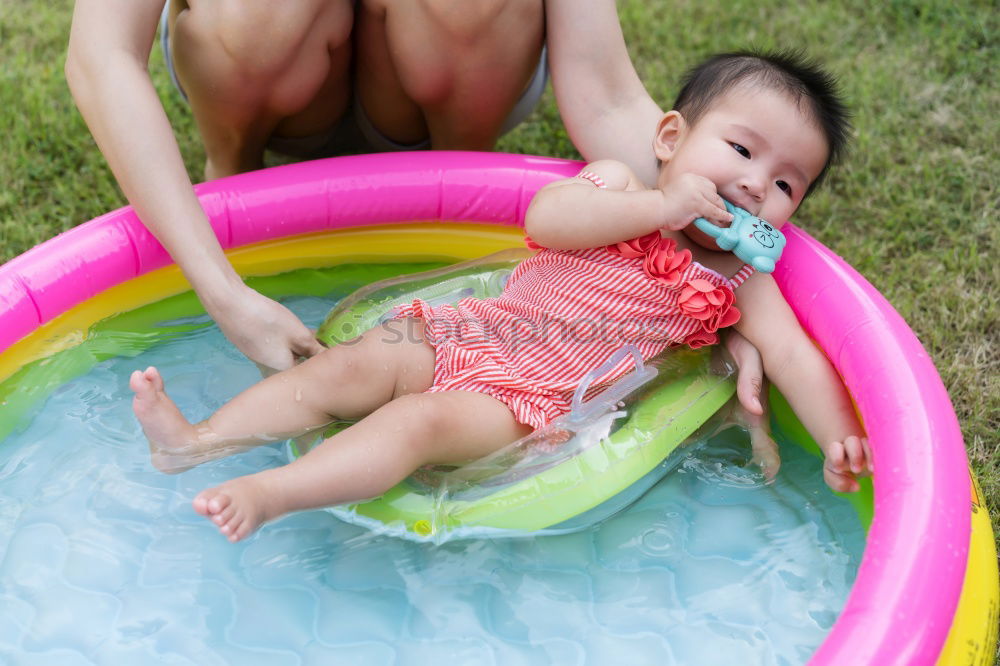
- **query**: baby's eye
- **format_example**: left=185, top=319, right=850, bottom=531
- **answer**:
left=776, top=180, right=793, bottom=197
left=730, top=143, right=751, bottom=158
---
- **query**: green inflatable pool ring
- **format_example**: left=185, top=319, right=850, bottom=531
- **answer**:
left=290, top=251, right=737, bottom=542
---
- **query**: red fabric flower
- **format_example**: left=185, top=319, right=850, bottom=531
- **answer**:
left=643, top=238, right=691, bottom=287
left=607, top=233, right=692, bottom=285
left=681, top=328, right=719, bottom=349
left=606, top=232, right=660, bottom=258
left=678, top=278, right=741, bottom=332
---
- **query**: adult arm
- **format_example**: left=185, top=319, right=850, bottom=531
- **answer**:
left=545, top=0, right=664, bottom=186
left=65, top=0, right=322, bottom=370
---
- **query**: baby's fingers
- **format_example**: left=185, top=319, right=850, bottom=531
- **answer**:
left=698, top=193, right=733, bottom=226
left=822, top=440, right=860, bottom=492
left=824, top=440, right=848, bottom=475
left=862, top=437, right=874, bottom=473
left=823, top=464, right=860, bottom=493
left=842, top=436, right=869, bottom=475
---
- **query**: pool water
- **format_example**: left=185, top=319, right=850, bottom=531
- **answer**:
left=0, top=289, right=864, bottom=665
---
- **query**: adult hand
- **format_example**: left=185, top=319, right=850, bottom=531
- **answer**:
left=207, top=285, right=324, bottom=372
left=724, top=329, right=766, bottom=415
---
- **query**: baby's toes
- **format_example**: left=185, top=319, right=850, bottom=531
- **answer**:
left=230, top=516, right=256, bottom=543
left=206, top=492, right=232, bottom=516
left=212, top=503, right=238, bottom=527
left=144, top=366, right=164, bottom=391
left=129, top=369, right=152, bottom=395
left=192, top=488, right=228, bottom=516
left=217, top=512, right=246, bottom=541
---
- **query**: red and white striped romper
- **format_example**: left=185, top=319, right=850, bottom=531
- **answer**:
left=393, top=171, right=755, bottom=430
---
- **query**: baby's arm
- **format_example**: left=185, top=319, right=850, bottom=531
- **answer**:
left=543, top=3, right=771, bottom=420
left=525, top=161, right=731, bottom=250
left=735, top=276, right=871, bottom=492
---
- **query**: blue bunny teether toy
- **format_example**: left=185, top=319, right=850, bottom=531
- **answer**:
left=693, top=200, right=786, bottom=273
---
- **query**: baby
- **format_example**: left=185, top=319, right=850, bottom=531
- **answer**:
left=131, top=50, right=871, bottom=542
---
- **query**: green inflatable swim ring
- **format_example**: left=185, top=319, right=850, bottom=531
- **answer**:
left=289, top=250, right=738, bottom=542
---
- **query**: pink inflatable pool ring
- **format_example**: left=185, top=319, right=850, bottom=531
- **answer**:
left=0, top=152, right=993, bottom=664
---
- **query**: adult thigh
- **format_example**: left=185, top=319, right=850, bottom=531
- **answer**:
left=171, top=0, right=353, bottom=123
left=353, top=0, right=544, bottom=147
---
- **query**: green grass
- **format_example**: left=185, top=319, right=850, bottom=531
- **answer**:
left=1, top=0, right=998, bottom=595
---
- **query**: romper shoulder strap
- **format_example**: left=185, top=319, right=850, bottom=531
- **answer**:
left=576, top=170, right=607, bottom=188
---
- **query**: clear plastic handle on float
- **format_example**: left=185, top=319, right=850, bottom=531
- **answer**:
left=566, top=344, right=658, bottom=426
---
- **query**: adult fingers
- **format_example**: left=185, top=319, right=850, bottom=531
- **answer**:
left=291, top=331, right=325, bottom=360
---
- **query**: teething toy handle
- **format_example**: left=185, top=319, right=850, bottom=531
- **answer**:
left=690, top=200, right=785, bottom=273
left=693, top=199, right=739, bottom=250
left=692, top=217, right=722, bottom=238
left=692, top=217, right=738, bottom=250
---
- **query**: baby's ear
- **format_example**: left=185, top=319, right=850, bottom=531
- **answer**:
left=653, top=111, right=686, bottom=162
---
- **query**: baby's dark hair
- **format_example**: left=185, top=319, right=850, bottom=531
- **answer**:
left=672, top=49, right=851, bottom=195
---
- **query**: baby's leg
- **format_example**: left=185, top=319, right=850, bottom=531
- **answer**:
left=132, top=319, right=434, bottom=473
left=194, top=390, right=531, bottom=542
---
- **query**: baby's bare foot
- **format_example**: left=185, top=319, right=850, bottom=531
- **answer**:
left=130, top=367, right=204, bottom=473
left=193, top=475, right=280, bottom=542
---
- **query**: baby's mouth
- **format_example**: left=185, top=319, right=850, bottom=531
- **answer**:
left=726, top=196, right=758, bottom=217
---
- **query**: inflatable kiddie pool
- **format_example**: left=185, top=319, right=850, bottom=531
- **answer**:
left=0, top=152, right=995, bottom=664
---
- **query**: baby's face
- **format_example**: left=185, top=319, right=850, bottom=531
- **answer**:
left=658, top=85, right=829, bottom=226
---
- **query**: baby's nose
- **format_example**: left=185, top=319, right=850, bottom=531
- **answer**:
left=740, top=177, right=765, bottom=200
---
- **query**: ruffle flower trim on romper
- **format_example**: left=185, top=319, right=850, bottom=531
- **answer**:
left=525, top=232, right=742, bottom=349
left=548, top=167, right=744, bottom=348
left=605, top=232, right=741, bottom=349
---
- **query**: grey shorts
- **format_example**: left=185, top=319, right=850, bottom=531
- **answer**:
left=160, top=2, right=548, bottom=157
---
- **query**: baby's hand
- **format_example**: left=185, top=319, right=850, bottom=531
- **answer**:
left=749, top=426, right=781, bottom=483
left=822, top=436, right=873, bottom=493
left=658, top=173, right=732, bottom=231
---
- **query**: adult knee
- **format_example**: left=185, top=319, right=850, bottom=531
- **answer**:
left=176, top=0, right=353, bottom=83
left=369, top=0, right=542, bottom=108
